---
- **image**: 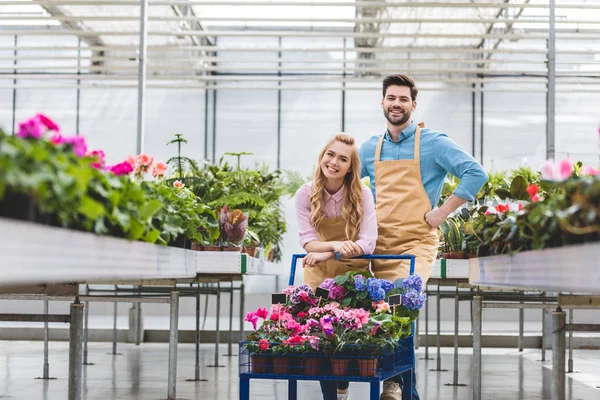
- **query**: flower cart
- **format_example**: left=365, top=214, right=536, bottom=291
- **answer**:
left=239, top=254, right=425, bottom=400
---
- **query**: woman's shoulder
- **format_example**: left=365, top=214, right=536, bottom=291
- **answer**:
left=294, top=182, right=315, bottom=198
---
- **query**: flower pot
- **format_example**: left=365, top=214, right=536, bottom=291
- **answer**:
left=203, top=246, right=221, bottom=251
left=330, top=358, right=350, bottom=376
left=358, top=358, right=378, bottom=377
left=242, top=246, right=257, bottom=257
left=303, top=356, right=321, bottom=376
left=191, top=241, right=203, bottom=251
left=272, top=356, right=290, bottom=375
left=268, top=249, right=275, bottom=262
left=0, top=192, right=36, bottom=222
left=250, top=355, right=270, bottom=374
left=443, top=251, right=467, bottom=259
left=221, top=245, right=242, bottom=252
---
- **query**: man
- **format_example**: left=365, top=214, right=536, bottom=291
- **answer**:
left=359, top=74, right=488, bottom=400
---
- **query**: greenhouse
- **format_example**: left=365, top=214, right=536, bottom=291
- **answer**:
left=0, top=1, right=598, bottom=400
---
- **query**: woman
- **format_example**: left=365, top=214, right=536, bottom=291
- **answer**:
left=295, top=133, right=377, bottom=400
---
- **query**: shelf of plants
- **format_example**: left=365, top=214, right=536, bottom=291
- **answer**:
left=0, top=114, right=289, bottom=287
left=239, top=255, right=427, bottom=399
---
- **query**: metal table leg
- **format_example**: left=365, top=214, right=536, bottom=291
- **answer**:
left=472, top=295, right=482, bottom=400
left=421, top=284, right=433, bottom=360
left=134, top=286, right=142, bottom=346
left=68, top=301, right=84, bottom=400
left=167, top=291, right=179, bottom=400
left=446, top=285, right=465, bottom=387
left=239, top=281, right=245, bottom=340
left=430, top=283, right=447, bottom=371
left=83, top=285, right=93, bottom=365
left=541, top=293, right=547, bottom=361
left=567, top=309, right=573, bottom=373
left=239, top=376, right=250, bottom=400
left=370, top=381, right=380, bottom=400
left=519, top=291, right=524, bottom=352
left=208, top=282, right=224, bottom=368
left=552, top=307, right=566, bottom=400
left=36, top=298, right=56, bottom=380
left=187, top=282, right=207, bottom=382
left=108, top=290, right=121, bottom=355
left=288, top=379, right=297, bottom=400
left=225, top=280, right=235, bottom=356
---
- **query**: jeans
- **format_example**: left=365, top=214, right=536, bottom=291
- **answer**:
left=319, top=380, right=349, bottom=400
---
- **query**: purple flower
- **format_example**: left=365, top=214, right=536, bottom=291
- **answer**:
left=319, top=278, right=336, bottom=290
left=329, top=286, right=347, bottom=301
left=402, top=288, right=427, bottom=310
left=402, top=275, right=423, bottom=292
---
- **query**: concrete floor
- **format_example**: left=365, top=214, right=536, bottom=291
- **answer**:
left=1, top=341, right=599, bottom=400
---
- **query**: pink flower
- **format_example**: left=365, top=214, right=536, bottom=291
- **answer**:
left=87, top=150, right=106, bottom=169
left=329, top=286, right=347, bottom=301
left=17, top=118, right=45, bottom=139
left=126, top=155, right=136, bottom=166
left=62, top=136, right=87, bottom=157
left=36, top=114, right=59, bottom=132
left=541, top=160, right=558, bottom=180
left=244, top=312, right=259, bottom=330
left=370, top=324, right=380, bottom=336
left=530, top=194, right=540, bottom=203
left=255, top=307, right=268, bottom=320
left=285, top=320, right=303, bottom=334
left=375, top=301, right=391, bottom=314
left=151, top=161, right=168, bottom=178
left=173, top=180, right=185, bottom=189
left=135, top=153, right=154, bottom=169
left=258, top=339, right=269, bottom=352
left=297, top=311, right=308, bottom=319
left=558, top=159, right=573, bottom=180
left=107, top=161, right=134, bottom=176
left=309, top=337, right=320, bottom=351
left=50, top=133, right=64, bottom=144
left=281, top=286, right=294, bottom=296
left=581, top=166, right=599, bottom=176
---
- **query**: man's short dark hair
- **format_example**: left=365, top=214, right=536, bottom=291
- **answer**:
left=382, top=74, right=418, bottom=101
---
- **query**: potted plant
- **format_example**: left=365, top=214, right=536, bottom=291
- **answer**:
left=218, top=206, right=248, bottom=251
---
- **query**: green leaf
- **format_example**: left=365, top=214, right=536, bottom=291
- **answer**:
left=142, top=229, right=161, bottom=243
left=334, top=271, right=351, bottom=286
left=129, top=219, right=145, bottom=240
left=139, top=199, right=163, bottom=221
left=78, top=196, right=105, bottom=220
left=494, top=188, right=511, bottom=200
left=510, top=175, right=528, bottom=199
left=340, top=297, right=352, bottom=306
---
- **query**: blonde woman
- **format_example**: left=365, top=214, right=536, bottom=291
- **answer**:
left=295, top=133, right=377, bottom=400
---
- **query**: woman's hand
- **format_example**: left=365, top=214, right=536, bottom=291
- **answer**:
left=330, top=241, right=360, bottom=258
left=303, top=252, right=333, bottom=268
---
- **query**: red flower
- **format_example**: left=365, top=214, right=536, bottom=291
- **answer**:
left=255, top=307, right=268, bottom=319
left=258, top=339, right=269, bottom=352
left=526, top=184, right=539, bottom=198
left=496, top=204, right=510, bottom=213
left=297, top=312, right=308, bottom=319
left=531, top=194, right=540, bottom=203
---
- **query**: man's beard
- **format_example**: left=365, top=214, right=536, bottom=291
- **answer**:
left=384, top=108, right=411, bottom=126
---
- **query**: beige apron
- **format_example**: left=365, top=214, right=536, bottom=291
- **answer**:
left=303, top=216, right=371, bottom=290
left=371, top=124, right=439, bottom=283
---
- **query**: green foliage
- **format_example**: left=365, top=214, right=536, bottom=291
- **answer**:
left=438, top=215, right=466, bottom=254
left=166, top=133, right=201, bottom=179
left=464, top=175, right=600, bottom=256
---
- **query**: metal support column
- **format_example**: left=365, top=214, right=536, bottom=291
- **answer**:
left=239, top=281, right=245, bottom=340
left=431, top=283, right=446, bottom=371
left=519, top=291, right=524, bottom=352
left=109, top=285, right=121, bottom=355
left=135, top=0, right=149, bottom=154
left=421, top=284, right=433, bottom=360
left=546, top=0, right=556, bottom=160
left=552, top=308, right=566, bottom=400
left=11, top=35, right=17, bottom=136
left=567, top=309, right=573, bottom=373
left=68, top=301, right=84, bottom=400
left=276, top=36, right=282, bottom=169
left=167, top=291, right=179, bottom=400
left=208, top=282, right=224, bottom=367
left=541, top=293, right=547, bottom=361
left=446, top=285, right=465, bottom=387
left=472, top=295, right=482, bottom=400
left=83, top=285, right=93, bottom=365
left=36, top=298, right=55, bottom=380
left=225, top=281, right=235, bottom=356
left=187, top=282, right=207, bottom=382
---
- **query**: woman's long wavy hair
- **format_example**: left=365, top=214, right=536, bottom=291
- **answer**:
left=309, top=133, right=364, bottom=241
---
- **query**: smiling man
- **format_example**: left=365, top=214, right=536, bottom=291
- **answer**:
left=358, top=74, right=488, bottom=400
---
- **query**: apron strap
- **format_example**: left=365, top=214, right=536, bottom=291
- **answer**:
left=374, top=133, right=385, bottom=162
left=414, top=125, right=422, bottom=162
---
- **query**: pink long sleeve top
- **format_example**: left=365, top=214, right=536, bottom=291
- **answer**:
left=295, top=182, right=378, bottom=255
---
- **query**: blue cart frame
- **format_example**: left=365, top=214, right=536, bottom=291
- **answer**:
left=239, top=254, right=417, bottom=400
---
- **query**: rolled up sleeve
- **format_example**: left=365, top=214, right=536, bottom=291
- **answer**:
left=435, top=135, right=488, bottom=201
left=295, top=184, right=320, bottom=248
left=355, top=186, right=378, bottom=254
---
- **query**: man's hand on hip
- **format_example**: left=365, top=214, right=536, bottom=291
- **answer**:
left=425, top=207, right=448, bottom=228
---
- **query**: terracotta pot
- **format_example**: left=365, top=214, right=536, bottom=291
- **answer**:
left=250, top=355, right=270, bottom=374
left=443, top=251, right=467, bottom=259
left=273, top=356, right=290, bottom=375
left=303, top=356, right=321, bottom=376
left=358, top=358, right=378, bottom=377
left=221, top=246, right=242, bottom=252
left=268, top=249, right=275, bottom=262
left=203, top=246, right=221, bottom=251
left=330, top=358, right=350, bottom=376
left=242, top=246, right=257, bottom=257
left=191, top=242, right=203, bottom=251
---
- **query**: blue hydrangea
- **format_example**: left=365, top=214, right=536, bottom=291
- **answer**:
left=380, top=280, right=395, bottom=293
left=369, top=287, right=386, bottom=302
left=354, top=276, right=366, bottom=291
left=402, top=288, right=427, bottom=310
left=367, top=277, right=381, bottom=293
left=402, top=275, right=423, bottom=292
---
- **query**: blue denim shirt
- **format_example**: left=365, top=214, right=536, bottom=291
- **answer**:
left=359, top=121, right=488, bottom=207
